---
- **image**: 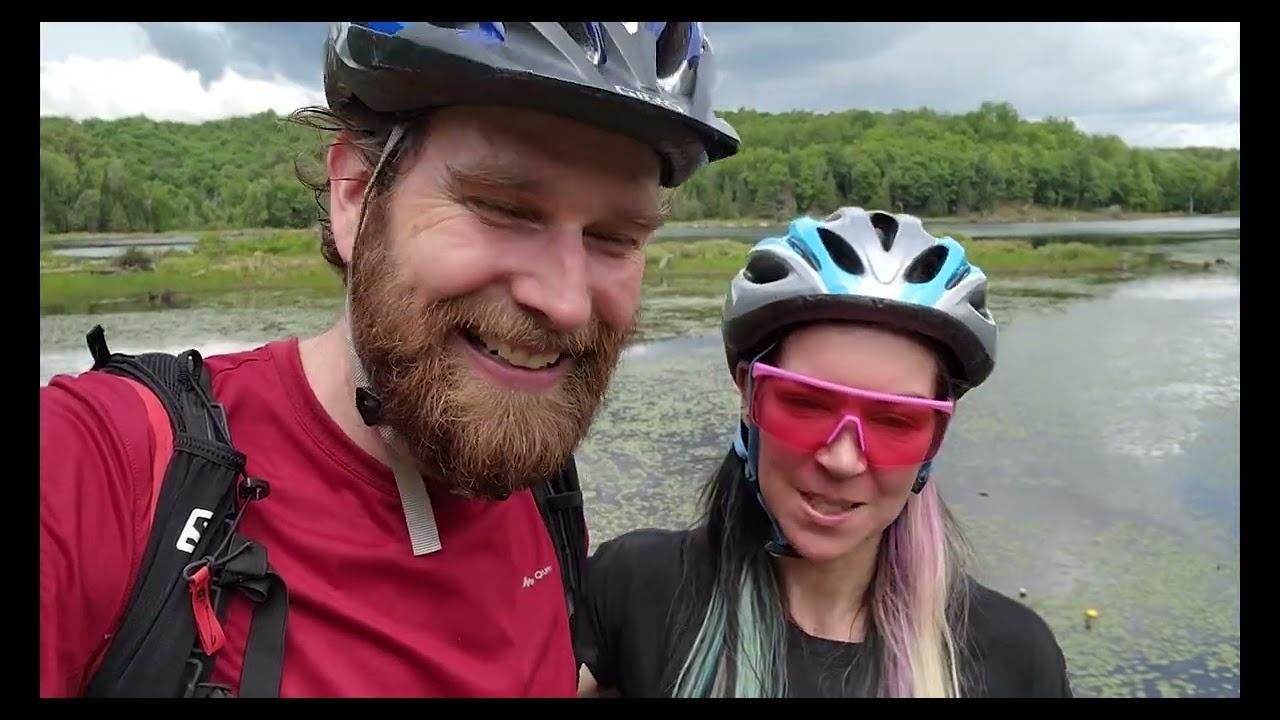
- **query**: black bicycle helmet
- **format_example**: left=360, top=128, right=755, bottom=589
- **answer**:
left=325, top=22, right=741, bottom=186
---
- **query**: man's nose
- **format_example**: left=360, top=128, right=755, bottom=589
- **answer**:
left=509, top=229, right=592, bottom=333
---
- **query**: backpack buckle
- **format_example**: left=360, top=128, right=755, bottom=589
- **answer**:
left=86, top=325, right=112, bottom=369
left=239, top=477, right=271, bottom=503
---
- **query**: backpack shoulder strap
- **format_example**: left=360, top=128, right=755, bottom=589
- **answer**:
left=87, top=325, right=232, bottom=444
left=532, top=454, right=588, bottom=662
left=81, top=326, right=287, bottom=699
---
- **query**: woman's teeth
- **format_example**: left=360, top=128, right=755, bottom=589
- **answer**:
left=803, top=492, right=859, bottom=514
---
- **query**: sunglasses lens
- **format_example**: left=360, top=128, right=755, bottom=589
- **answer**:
left=752, top=373, right=949, bottom=467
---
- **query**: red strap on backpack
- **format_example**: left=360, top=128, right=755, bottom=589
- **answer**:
left=121, top=377, right=173, bottom=522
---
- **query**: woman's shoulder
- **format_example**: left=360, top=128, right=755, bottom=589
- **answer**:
left=579, top=526, right=709, bottom=693
left=595, top=526, right=691, bottom=554
left=961, top=579, right=1074, bottom=697
left=590, top=526, right=706, bottom=580
left=965, top=580, right=1058, bottom=641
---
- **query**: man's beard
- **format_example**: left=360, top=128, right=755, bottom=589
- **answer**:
left=347, top=198, right=634, bottom=501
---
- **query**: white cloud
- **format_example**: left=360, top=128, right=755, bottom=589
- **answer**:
left=707, top=22, right=1240, bottom=149
left=1073, top=117, right=1240, bottom=149
left=40, top=22, right=151, bottom=62
left=38, top=22, right=1240, bottom=149
left=40, top=54, right=326, bottom=123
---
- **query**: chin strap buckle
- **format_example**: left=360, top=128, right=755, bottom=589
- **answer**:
left=355, top=386, right=383, bottom=426
left=911, top=461, right=933, bottom=494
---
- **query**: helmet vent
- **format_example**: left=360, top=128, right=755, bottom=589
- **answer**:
left=869, top=212, right=899, bottom=253
left=904, top=245, right=950, bottom=284
left=656, top=22, right=693, bottom=77
left=785, top=237, right=822, bottom=272
left=817, top=227, right=865, bottom=275
left=559, top=22, right=605, bottom=65
left=743, top=254, right=791, bottom=284
left=969, top=286, right=991, bottom=318
left=945, top=263, right=972, bottom=290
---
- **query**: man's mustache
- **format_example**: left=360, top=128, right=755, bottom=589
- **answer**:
left=427, top=295, right=631, bottom=359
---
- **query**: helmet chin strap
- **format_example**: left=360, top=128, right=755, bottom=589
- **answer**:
left=340, top=120, right=442, bottom=556
left=734, top=346, right=801, bottom=559
left=344, top=294, right=442, bottom=556
left=911, top=461, right=933, bottom=494
left=734, top=419, right=800, bottom=559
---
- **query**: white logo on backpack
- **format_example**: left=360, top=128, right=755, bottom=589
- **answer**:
left=176, top=508, right=214, bottom=553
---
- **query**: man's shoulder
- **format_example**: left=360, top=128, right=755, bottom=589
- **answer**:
left=43, top=364, right=153, bottom=437
left=44, top=337, right=290, bottom=401
left=204, top=338, right=293, bottom=389
left=42, top=337, right=296, bottom=451
left=194, top=338, right=304, bottom=425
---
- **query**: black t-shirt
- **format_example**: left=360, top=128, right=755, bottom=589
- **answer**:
left=575, top=527, right=1073, bottom=698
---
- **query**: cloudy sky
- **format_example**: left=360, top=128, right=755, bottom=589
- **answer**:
left=40, top=22, right=1240, bottom=149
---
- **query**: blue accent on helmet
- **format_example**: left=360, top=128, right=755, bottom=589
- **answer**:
left=687, top=22, right=705, bottom=62
left=458, top=22, right=506, bottom=45
left=783, top=216, right=861, bottom=296
left=945, top=262, right=972, bottom=290
left=748, top=220, right=987, bottom=316
left=362, top=22, right=505, bottom=44
left=365, top=22, right=407, bottom=36
left=899, top=236, right=971, bottom=308
left=583, top=22, right=607, bottom=65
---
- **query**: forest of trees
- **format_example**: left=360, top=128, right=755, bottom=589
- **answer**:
left=39, top=102, right=1240, bottom=235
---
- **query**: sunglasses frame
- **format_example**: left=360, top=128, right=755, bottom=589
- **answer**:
left=748, top=361, right=956, bottom=464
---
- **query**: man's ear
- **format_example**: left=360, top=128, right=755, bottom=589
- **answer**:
left=327, top=132, right=373, bottom=267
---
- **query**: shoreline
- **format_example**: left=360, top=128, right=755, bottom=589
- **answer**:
left=40, top=209, right=1241, bottom=248
left=40, top=234, right=1234, bottom=317
left=663, top=209, right=1239, bottom=230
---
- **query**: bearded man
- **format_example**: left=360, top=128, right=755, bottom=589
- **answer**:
left=39, top=22, right=739, bottom=697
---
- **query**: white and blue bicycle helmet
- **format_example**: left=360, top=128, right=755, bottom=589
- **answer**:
left=723, top=206, right=997, bottom=399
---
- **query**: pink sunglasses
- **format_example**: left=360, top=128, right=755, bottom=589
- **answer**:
left=749, top=362, right=955, bottom=467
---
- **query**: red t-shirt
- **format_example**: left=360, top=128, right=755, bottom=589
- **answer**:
left=40, top=338, right=577, bottom=697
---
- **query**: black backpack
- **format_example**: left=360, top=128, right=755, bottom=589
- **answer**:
left=78, top=326, right=589, bottom=697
